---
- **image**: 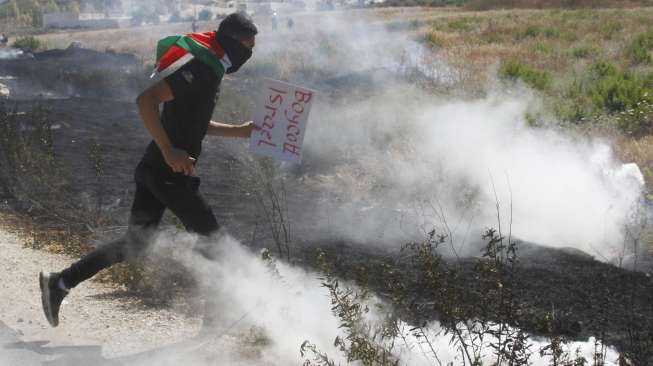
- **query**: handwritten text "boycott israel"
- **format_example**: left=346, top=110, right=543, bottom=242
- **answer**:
left=250, top=79, right=315, bottom=163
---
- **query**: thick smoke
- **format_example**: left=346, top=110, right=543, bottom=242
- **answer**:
left=0, top=48, right=24, bottom=60
left=107, top=233, right=619, bottom=365
left=242, top=12, right=645, bottom=259
left=0, top=232, right=624, bottom=365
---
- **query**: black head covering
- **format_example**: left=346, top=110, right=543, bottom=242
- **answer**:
left=216, top=31, right=252, bottom=74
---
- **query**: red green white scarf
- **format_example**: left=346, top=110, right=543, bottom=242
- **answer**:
left=153, top=31, right=231, bottom=79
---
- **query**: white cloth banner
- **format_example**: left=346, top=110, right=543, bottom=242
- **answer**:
left=249, top=79, right=315, bottom=163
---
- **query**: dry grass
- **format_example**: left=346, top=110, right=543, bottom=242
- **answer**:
left=36, top=22, right=195, bottom=62
left=415, top=8, right=653, bottom=79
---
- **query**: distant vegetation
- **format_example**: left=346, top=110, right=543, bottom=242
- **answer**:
left=377, top=0, right=653, bottom=8
left=398, top=7, right=653, bottom=185
left=11, top=35, right=42, bottom=51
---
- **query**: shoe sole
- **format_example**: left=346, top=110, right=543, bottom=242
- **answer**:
left=39, top=272, right=58, bottom=327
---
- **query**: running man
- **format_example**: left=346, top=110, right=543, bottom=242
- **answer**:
left=39, top=12, right=258, bottom=327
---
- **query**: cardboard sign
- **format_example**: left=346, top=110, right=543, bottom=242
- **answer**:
left=249, top=79, right=315, bottom=163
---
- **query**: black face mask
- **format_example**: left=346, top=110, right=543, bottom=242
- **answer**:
left=216, top=32, right=252, bottom=74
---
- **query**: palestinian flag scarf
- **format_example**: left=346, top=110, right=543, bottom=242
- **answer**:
left=153, top=31, right=231, bottom=79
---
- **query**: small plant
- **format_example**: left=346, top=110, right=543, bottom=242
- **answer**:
left=301, top=251, right=400, bottom=366
left=499, top=60, right=551, bottom=91
left=425, top=31, right=445, bottom=48
left=571, top=46, right=594, bottom=59
left=626, top=29, right=653, bottom=65
left=598, top=20, right=623, bottom=40
left=514, top=25, right=541, bottom=40
left=447, top=17, right=474, bottom=33
left=88, top=139, right=107, bottom=227
left=12, top=35, right=41, bottom=52
left=558, top=61, right=653, bottom=131
left=243, top=157, right=292, bottom=261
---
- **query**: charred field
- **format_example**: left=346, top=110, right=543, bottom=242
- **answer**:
left=1, top=7, right=653, bottom=363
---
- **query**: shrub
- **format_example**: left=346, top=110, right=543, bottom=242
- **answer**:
left=586, top=63, right=651, bottom=113
left=499, top=60, right=551, bottom=91
left=531, top=41, right=554, bottom=55
left=559, top=61, right=653, bottom=134
left=626, top=29, right=653, bottom=65
left=425, top=31, right=444, bottom=47
left=617, top=97, right=653, bottom=136
left=571, top=45, right=594, bottom=59
left=514, top=25, right=541, bottom=40
left=599, top=20, right=623, bottom=39
left=12, top=35, right=41, bottom=51
left=542, top=27, right=561, bottom=39
left=447, top=17, right=474, bottom=32
left=0, top=102, right=70, bottom=220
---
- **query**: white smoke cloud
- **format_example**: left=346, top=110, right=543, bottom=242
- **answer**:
left=0, top=48, right=24, bottom=60
left=238, top=12, right=645, bottom=259
left=301, top=90, right=643, bottom=257
left=116, top=233, right=620, bottom=366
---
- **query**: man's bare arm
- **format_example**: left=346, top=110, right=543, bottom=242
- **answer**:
left=207, top=121, right=256, bottom=138
left=136, top=80, right=196, bottom=175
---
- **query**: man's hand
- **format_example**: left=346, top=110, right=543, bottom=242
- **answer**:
left=207, top=120, right=260, bottom=138
left=240, top=121, right=259, bottom=138
left=163, top=147, right=196, bottom=175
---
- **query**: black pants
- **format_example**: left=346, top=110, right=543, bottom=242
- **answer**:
left=61, top=162, right=220, bottom=289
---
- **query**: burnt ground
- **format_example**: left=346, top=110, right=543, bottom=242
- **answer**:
left=1, top=47, right=653, bottom=359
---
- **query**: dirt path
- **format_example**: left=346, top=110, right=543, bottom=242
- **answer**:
left=0, top=215, right=202, bottom=364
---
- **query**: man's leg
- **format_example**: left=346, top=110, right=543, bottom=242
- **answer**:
left=138, top=172, right=225, bottom=329
left=138, top=172, right=221, bottom=257
left=59, top=183, right=166, bottom=289
left=40, top=170, right=166, bottom=327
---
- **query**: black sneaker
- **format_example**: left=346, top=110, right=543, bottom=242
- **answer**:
left=39, top=272, right=69, bottom=327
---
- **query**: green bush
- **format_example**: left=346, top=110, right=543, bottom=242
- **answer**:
left=558, top=61, right=653, bottom=134
left=571, top=45, right=594, bottom=59
left=586, top=62, right=651, bottom=113
left=531, top=41, right=554, bottom=55
left=447, top=17, right=473, bottom=32
left=514, top=25, right=541, bottom=40
left=626, top=29, right=653, bottom=65
left=425, top=31, right=444, bottom=47
left=12, top=36, right=41, bottom=51
left=599, top=20, right=623, bottom=39
left=617, top=98, right=653, bottom=136
left=499, top=60, right=551, bottom=91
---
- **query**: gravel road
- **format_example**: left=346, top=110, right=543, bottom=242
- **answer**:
left=0, top=216, right=205, bottom=364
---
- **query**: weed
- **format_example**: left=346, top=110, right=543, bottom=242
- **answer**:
left=626, top=29, right=653, bottom=65
left=425, top=31, right=445, bottom=48
left=447, top=17, right=475, bottom=33
left=571, top=45, right=595, bottom=59
left=598, top=20, right=623, bottom=40
left=12, top=35, right=41, bottom=51
left=514, top=25, right=542, bottom=40
left=532, top=41, right=554, bottom=55
left=0, top=102, right=67, bottom=219
left=559, top=61, right=653, bottom=133
left=243, top=158, right=292, bottom=261
left=499, top=60, right=551, bottom=91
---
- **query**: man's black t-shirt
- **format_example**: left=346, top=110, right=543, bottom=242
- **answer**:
left=140, top=58, right=221, bottom=173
